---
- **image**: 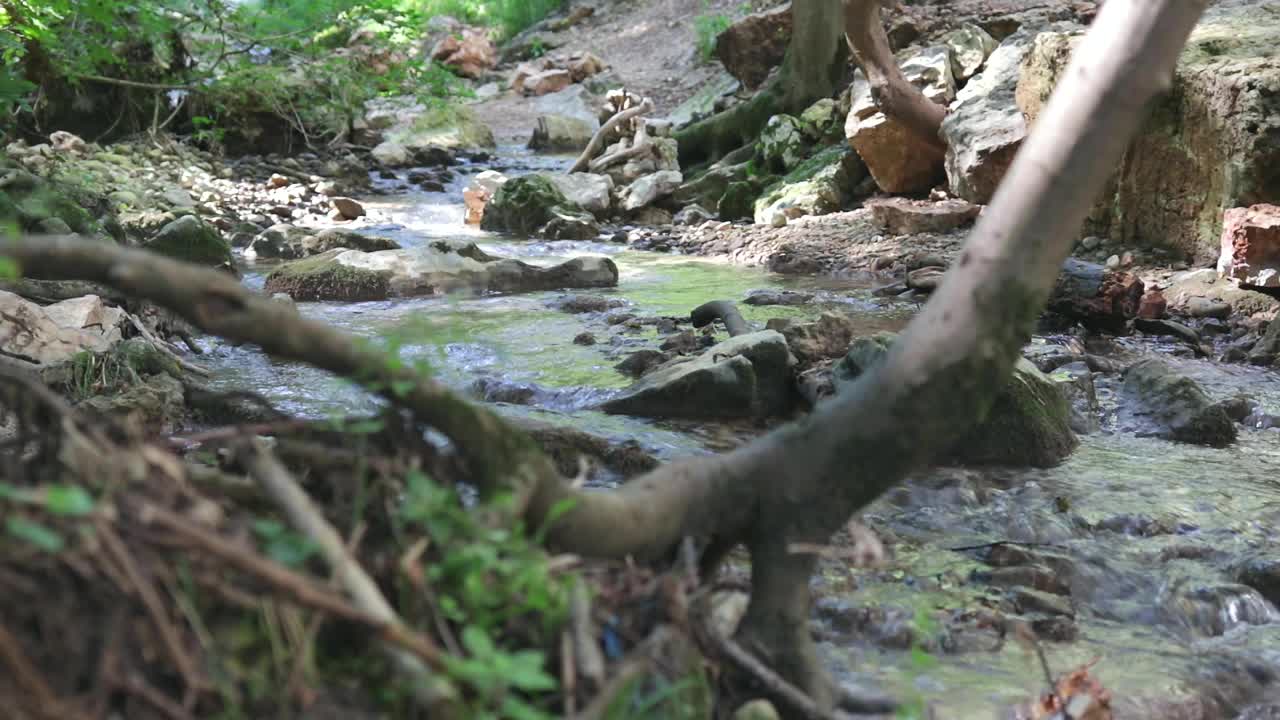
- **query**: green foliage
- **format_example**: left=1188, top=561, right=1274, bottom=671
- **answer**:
left=251, top=519, right=319, bottom=568
left=397, top=470, right=576, bottom=719
left=693, top=7, right=732, bottom=63
left=417, top=0, right=566, bottom=40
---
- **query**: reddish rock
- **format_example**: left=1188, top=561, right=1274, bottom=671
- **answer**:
left=865, top=197, right=980, bottom=234
left=566, top=51, right=606, bottom=82
left=331, top=197, right=365, bottom=220
left=524, top=69, right=573, bottom=97
left=431, top=28, right=497, bottom=79
left=1218, top=204, right=1280, bottom=289
left=511, top=59, right=551, bottom=93
left=1048, top=259, right=1144, bottom=332
left=463, top=187, right=489, bottom=225
left=1138, top=287, right=1167, bottom=320
left=714, top=3, right=793, bottom=90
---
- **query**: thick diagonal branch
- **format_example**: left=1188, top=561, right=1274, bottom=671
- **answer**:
left=843, top=0, right=947, bottom=149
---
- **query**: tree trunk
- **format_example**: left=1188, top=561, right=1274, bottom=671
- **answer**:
left=674, top=0, right=848, bottom=168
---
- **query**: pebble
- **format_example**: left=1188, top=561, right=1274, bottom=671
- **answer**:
left=1080, top=236, right=1101, bottom=251
left=1105, top=254, right=1121, bottom=270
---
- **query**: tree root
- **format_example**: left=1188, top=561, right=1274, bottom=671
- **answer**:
left=691, top=300, right=750, bottom=337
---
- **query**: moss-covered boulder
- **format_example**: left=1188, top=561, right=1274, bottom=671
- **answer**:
left=144, top=215, right=233, bottom=267
left=756, top=114, right=809, bottom=173
left=753, top=145, right=866, bottom=224
left=481, top=174, right=582, bottom=236
left=838, top=335, right=1077, bottom=467
left=263, top=249, right=392, bottom=301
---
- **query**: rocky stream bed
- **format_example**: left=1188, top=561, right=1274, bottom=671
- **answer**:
left=182, top=145, right=1280, bottom=718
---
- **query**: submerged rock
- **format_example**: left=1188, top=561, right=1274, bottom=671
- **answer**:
left=601, top=330, right=796, bottom=419
left=264, top=245, right=617, bottom=301
left=1249, top=317, right=1280, bottom=366
left=1119, top=359, right=1237, bottom=447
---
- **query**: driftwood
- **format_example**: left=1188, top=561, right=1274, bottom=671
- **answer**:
left=569, top=97, right=654, bottom=173
left=691, top=300, right=750, bottom=337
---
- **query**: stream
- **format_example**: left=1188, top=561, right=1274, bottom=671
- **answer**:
left=199, top=148, right=1280, bottom=717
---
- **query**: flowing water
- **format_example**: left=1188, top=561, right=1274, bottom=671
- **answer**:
left=200, top=148, right=1280, bottom=717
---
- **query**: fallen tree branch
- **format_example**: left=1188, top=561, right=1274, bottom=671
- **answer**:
left=569, top=98, right=654, bottom=173
left=691, top=300, right=750, bottom=337
left=126, top=313, right=211, bottom=376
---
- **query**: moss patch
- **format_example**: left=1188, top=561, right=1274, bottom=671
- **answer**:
left=264, top=250, right=390, bottom=301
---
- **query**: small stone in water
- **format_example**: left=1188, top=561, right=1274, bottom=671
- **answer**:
left=1080, top=236, right=1101, bottom=251
left=1105, top=254, right=1121, bottom=269
left=573, top=332, right=597, bottom=346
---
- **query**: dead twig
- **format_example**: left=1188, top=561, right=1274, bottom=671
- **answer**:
left=569, top=98, right=654, bottom=173
left=237, top=439, right=459, bottom=711
left=0, top=623, right=75, bottom=719
left=127, top=313, right=211, bottom=376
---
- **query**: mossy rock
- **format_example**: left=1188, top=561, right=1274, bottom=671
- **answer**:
left=263, top=249, right=391, bottom=301
left=718, top=180, right=762, bottom=221
left=114, top=338, right=182, bottom=378
left=480, top=174, right=578, bottom=236
left=144, top=215, right=233, bottom=266
left=14, top=186, right=95, bottom=234
left=838, top=335, right=1077, bottom=467
left=391, top=104, right=496, bottom=151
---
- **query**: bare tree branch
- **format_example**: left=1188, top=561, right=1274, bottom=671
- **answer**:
left=843, top=0, right=947, bottom=149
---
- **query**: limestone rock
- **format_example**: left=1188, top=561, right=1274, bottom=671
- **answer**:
left=1166, top=268, right=1278, bottom=318
left=0, top=291, right=124, bottom=368
left=714, top=3, right=792, bottom=90
left=846, top=73, right=945, bottom=194
left=525, top=69, right=573, bottom=97
left=430, top=28, right=497, bottom=79
left=943, top=24, right=998, bottom=80
left=757, top=114, right=808, bottom=173
left=1219, top=204, right=1280, bottom=288
left=541, top=206, right=600, bottom=240
left=370, top=105, right=494, bottom=167
left=602, top=331, right=796, bottom=418
left=623, top=170, right=683, bottom=212
left=481, top=174, right=579, bottom=235
left=942, top=28, right=1036, bottom=204
left=865, top=197, right=980, bottom=234
left=546, top=173, right=613, bottom=215
left=1017, top=2, right=1280, bottom=262
left=528, top=114, right=595, bottom=152
left=330, top=197, right=365, bottom=220
left=264, top=244, right=617, bottom=301
left=753, top=145, right=864, bottom=224
left=1119, top=359, right=1237, bottom=447
left=901, top=45, right=956, bottom=105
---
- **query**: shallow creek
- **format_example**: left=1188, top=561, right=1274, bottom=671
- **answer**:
left=200, top=149, right=1280, bottom=717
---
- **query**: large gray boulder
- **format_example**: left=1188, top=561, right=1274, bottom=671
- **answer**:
left=623, top=170, right=683, bottom=212
left=0, top=291, right=125, bottom=370
left=528, top=114, right=596, bottom=152
left=546, top=173, right=613, bottom=215
left=263, top=242, right=618, bottom=301
left=1119, top=359, right=1237, bottom=447
left=839, top=336, right=1077, bottom=467
left=602, top=330, right=796, bottom=419
left=940, top=27, right=1037, bottom=204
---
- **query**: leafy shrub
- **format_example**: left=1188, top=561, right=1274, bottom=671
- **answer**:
left=694, top=11, right=733, bottom=62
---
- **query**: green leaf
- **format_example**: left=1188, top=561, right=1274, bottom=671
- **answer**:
left=460, top=625, right=496, bottom=659
left=44, top=485, right=95, bottom=516
left=0, top=256, right=19, bottom=280
left=6, top=517, right=65, bottom=552
left=909, top=645, right=937, bottom=671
